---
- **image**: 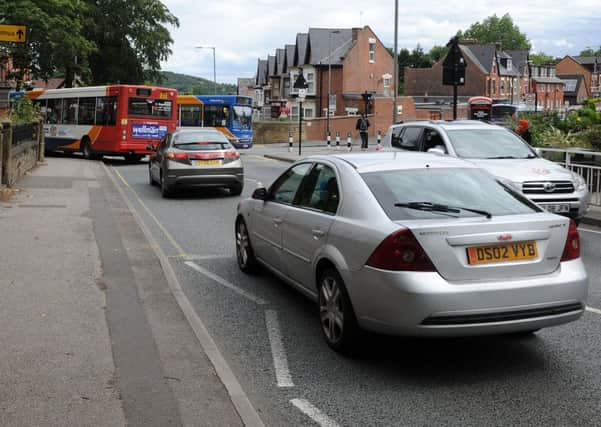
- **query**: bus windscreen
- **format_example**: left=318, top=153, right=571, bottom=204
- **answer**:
left=233, top=105, right=252, bottom=130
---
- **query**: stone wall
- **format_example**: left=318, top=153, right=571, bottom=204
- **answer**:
left=253, top=120, right=306, bottom=144
left=1, top=121, right=43, bottom=187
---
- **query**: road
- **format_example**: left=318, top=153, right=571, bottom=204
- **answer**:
left=107, top=153, right=601, bottom=427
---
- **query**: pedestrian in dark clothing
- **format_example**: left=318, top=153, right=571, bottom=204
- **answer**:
left=356, top=113, right=370, bottom=150
left=515, top=119, right=532, bottom=143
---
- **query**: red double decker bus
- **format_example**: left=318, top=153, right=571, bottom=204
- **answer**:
left=28, top=85, right=178, bottom=161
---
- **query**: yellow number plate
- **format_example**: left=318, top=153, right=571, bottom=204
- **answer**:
left=193, top=159, right=221, bottom=167
left=467, top=241, right=538, bottom=265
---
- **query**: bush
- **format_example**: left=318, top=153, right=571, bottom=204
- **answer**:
left=579, top=125, right=601, bottom=150
left=1, top=98, right=41, bottom=124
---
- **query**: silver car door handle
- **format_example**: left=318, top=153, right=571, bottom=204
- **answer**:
left=273, top=218, right=283, bottom=225
left=312, top=229, right=325, bottom=238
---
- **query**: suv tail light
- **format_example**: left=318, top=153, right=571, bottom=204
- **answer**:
left=561, top=219, right=580, bottom=261
left=367, top=228, right=436, bottom=271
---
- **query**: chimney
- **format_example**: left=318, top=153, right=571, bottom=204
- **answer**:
left=352, top=28, right=360, bottom=43
left=494, top=42, right=503, bottom=52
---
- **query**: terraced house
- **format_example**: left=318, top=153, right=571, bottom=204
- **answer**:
left=253, top=26, right=395, bottom=140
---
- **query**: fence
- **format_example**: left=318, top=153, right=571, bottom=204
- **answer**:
left=0, top=121, right=44, bottom=187
left=539, top=147, right=601, bottom=206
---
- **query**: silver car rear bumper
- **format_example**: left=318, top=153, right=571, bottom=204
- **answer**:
left=344, top=259, right=588, bottom=336
left=165, top=167, right=244, bottom=188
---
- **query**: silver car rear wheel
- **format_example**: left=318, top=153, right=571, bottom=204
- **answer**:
left=318, top=268, right=359, bottom=353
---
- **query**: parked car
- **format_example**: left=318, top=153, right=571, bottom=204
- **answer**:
left=235, top=152, right=587, bottom=353
left=383, top=120, right=591, bottom=222
left=148, top=128, right=243, bottom=197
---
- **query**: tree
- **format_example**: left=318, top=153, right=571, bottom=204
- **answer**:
left=0, top=0, right=95, bottom=88
left=428, top=45, right=449, bottom=63
left=85, top=0, right=179, bottom=84
left=529, top=52, right=555, bottom=66
left=580, top=47, right=601, bottom=56
left=460, top=14, right=531, bottom=50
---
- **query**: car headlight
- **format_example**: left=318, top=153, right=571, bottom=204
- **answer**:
left=572, top=172, right=587, bottom=191
left=497, top=177, right=522, bottom=192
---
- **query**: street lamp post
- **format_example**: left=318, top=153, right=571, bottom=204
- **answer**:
left=195, top=46, right=217, bottom=94
left=326, top=30, right=340, bottom=142
left=392, top=0, right=399, bottom=124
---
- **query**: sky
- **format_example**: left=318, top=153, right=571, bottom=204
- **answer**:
left=160, top=0, right=601, bottom=84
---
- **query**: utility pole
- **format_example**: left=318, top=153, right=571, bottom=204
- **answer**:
left=392, top=0, right=399, bottom=124
left=327, top=30, right=340, bottom=143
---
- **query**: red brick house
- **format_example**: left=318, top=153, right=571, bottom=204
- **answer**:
left=253, top=26, right=395, bottom=139
left=556, top=56, right=601, bottom=98
left=405, top=42, right=564, bottom=111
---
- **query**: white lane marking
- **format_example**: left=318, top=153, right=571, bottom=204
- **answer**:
left=586, top=306, right=601, bottom=315
left=265, top=310, right=294, bottom=388
left=290, top=399, right=340, bottom=427
left=185, top=261, right=267, bottom=305
left=103, top=163, right=265, bottom=427
left=168, top=254, right=230, bottom=261
left=579, top=228, right=601, bottom=235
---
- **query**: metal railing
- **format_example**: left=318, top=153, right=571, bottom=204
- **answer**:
left=538, top=147, right=601, bottom=206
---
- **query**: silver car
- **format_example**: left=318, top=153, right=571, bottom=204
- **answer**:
left=148, top=128, right=243, bottom=197
left=383, top=120, right=591, bottom=221
left=235, top=152, right=587, bottom=353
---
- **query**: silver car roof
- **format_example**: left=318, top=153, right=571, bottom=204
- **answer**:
left=309, top=152, right=479, bottom=173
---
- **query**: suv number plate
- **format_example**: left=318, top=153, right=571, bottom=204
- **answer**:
left=540, top=204, right=570, bottom=214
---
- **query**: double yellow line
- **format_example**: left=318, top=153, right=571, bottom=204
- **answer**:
left=110, top=166, right=189, bottom=258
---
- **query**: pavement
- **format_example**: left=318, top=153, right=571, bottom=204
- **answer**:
left=0, top=157, right=243, bottom=427
left=248, top=140, right=601, bottom=227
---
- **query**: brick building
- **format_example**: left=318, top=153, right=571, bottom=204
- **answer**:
left=530, top=65, right=565, bottom=110
left=556, top=56, right=601, bottom=99
left=405, top=42, right=564, bottom=111
left=253, top=26, right=395, bottom=140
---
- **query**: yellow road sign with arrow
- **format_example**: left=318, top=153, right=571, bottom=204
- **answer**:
left=0, top=25, right=27, bottom=43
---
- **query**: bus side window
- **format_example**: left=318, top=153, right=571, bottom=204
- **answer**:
left=46, top=99, right=63, bottom=124
left=79, top=97, right=96, bottom=125
left=96, top=97, right=117, bottom=126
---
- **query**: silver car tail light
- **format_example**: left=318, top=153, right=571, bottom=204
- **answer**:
left=223, top=150, right=240, bottom=164
left=561, top=219, right=580, bottom=261
left=367, top=228, right=437, bottom=272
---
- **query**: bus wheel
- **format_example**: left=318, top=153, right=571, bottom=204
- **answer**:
left=81, top=138, right=100, bottom=160
left=81, top=138, right=92, bottom=160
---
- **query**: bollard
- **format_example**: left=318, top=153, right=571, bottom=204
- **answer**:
left=376, top=130, right=383, bottom=151
left=288, top=131, right=293, bottom=152
left=326, top=131, right=331, bottom=149
left=347, top=132, right=352, bottom=152
left=335, top=131, right=340, bottom=150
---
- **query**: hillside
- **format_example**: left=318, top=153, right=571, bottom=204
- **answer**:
left=154, top=71, right=237, bottom=95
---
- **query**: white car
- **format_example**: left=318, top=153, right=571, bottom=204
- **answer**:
left=383, top=120, right=590, bottom=222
